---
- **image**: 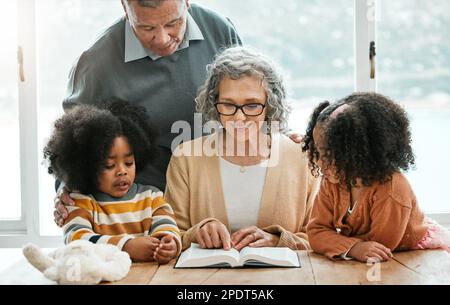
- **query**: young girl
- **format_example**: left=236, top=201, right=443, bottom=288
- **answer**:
left=302, top=92, right=450, bottom=262
left=44, top=99, right=181, bottom=263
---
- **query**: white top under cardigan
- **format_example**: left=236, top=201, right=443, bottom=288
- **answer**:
left=219, top=158, right=269, bottom=232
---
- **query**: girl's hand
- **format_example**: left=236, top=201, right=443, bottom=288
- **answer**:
left=196, top=220, right=232, bottom=250
left=231, top=226, right=280, bottom=251
left=122, top=236, right=160, bottom=262
left=153, top=235, right=178, bottom=264
left=347, top=241, right=393, bottom=262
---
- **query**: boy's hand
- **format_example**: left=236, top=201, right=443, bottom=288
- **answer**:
left=348, top=241, right=393, bottom=262
left=122, top=236, right=160, bottom=262
left=153, top=235, right=178, bottom=264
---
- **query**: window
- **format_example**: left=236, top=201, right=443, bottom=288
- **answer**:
left=377, top=0, right=450, bottom=214
left=36, top=0, right=124, bottom=236
left=1, top=0, right=124, bottom=245
left=0, top=1, right=26, bottom=239
left=0, top=2, right=22, bottom=224
left=1, top=0, right=449, bottom=247
left=195, top=0, right=355, bottom=132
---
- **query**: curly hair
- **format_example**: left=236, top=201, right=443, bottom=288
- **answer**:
left=195, top=46, right=291, bottom=132
left=43, top=98, right=158, bottom=194
left=301, top=92, right=415, bottom=189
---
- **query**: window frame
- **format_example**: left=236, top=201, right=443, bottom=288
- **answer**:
left=1, top=0, right=448, bottom=248
left=0, top=0, right=63, bottom=248
left=354, top=0, right=377, bottom=92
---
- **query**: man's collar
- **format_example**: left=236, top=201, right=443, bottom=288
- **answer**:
left=124, top=11, right=204, bottom=63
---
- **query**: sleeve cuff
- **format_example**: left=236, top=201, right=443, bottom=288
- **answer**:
left=325, top=238, right=361, bottom=260
left=340, top=248, right=354, bottom=260
left=262, top=224, right=310, bottom=250
left=117, top=235, right=135, bottom=251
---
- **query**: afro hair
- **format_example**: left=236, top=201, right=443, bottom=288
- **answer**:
left=44, top=98, right=158, bottom=194
left=301, top=92, right=415, bottom=189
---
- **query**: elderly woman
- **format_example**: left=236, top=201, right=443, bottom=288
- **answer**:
left=165, top=46, right=320, bottom=251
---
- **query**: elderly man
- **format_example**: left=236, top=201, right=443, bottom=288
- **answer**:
left=54, top=0, right=242, bottom=225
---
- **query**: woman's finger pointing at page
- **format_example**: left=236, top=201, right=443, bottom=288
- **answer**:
left=197, top=230, right=205, bottom=248
left=218, top=227, right=231, bottom=250
left=210, top=227, right=222, bottom=248
left=201, top=228, right=214, bottom=248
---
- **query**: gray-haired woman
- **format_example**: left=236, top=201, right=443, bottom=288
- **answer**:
left=165, top=46, right=320, bottom=251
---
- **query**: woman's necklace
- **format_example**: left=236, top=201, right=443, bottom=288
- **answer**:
left=228, top=156, right=265, bottom=173
left=222, top=133, right=271, bottom=173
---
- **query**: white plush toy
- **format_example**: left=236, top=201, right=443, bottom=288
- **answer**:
left=22, top=240, right=131, bottom=285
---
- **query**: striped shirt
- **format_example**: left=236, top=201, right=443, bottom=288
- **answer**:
left=62, top=184, right=181, bottom=251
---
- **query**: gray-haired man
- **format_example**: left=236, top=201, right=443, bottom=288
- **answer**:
left=54, top=0, right=242, bottom=226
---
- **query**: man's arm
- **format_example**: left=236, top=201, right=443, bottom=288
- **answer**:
left=225, top=17, right=243, bottom=46
left=62, top=52, right=99, bottom=112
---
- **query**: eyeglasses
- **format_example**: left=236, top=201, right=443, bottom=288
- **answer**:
left=214, top=102, right=266, bottom=116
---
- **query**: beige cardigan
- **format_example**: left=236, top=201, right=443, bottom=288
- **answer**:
left=164, top=133, right=321, bottom=250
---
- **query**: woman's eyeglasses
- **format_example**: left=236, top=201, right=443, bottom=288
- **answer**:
left=214, top=102, right=266, bottom=116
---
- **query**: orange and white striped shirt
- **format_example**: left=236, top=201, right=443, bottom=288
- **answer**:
left=62, top=184, right=181, bottom=252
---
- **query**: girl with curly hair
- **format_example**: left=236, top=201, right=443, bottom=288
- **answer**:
left=302, top=92, right=450, bottom=262
left=44, top=99, right=181, bottom=263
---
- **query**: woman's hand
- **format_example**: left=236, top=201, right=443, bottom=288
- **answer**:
left=54, top=186, right=75, bottom=227
left=122, top=236, right=160, bottom=262
left=347, top=241, right=393, bottom=262
left=196, top=220, right=232, bottom=250
left=231, top=226, right=280, bottom=251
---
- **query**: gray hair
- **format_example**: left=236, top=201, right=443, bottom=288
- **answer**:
left=196, top=46, right=291, bottom=132
left=126, top=0, right=182, bottom=8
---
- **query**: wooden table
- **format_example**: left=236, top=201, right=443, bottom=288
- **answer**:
left=1, top=249, right=449, bottom=285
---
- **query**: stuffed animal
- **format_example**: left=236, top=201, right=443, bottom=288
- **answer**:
left=22, top=240, right=131, bottom=285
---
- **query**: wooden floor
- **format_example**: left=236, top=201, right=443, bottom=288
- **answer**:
left=1, top=249, right=449, bottom=284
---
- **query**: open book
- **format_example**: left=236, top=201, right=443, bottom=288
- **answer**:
left=175, top=243, right=300, bottom=268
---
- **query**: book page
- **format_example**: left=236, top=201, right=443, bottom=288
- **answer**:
left=175, top=243, right=241, bottom=268
left=239, top=247, right=300, bottom=267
